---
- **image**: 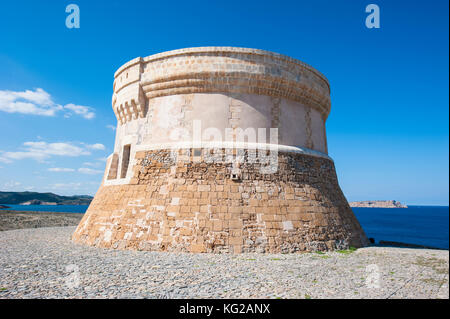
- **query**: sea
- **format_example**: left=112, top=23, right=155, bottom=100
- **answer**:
left=353, top=206, right=449, bottom=250
left=1, top=204, right=88, bottom=214
left=1, top=204, right=448, bottom=250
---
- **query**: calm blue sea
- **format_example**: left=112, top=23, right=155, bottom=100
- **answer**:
left=1, top=204, right=448, bottom=249
left=353, top=206, right=449, bottom=250
left=0, top=204, right=88, bottom=213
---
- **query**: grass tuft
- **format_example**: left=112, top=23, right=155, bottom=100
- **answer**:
left=337, top=246, right=357, bottom=254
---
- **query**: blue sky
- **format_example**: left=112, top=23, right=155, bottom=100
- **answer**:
left=0, top=0, right=448, bottom=205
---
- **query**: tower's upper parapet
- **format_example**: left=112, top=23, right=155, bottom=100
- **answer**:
left=112, top=47, right=331, bottom=125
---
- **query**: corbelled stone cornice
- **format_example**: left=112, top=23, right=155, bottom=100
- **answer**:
left=113, top=47, right=331, bottom=121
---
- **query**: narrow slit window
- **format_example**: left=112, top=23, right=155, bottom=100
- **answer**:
left=120, top=144, right=131, bottom=179
left=107, top=153, right=119, bottom=180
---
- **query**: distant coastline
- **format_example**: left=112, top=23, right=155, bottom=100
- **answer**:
left=0, top=191, right=93, bottom=206
left=349, top=200, right=408, bottom=208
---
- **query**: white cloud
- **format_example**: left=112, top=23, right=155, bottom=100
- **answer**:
left=48, top=181, right=99, bottom=195
left=82, top=162, right=102, bottom=167
left=0, top=141, right=92, bottom=163
left=2, top=180, right=21, bottom=190
left=86, top=143, right=105, bottom=151
left=106, top=124, right=116, bottom=131
left=50, top=182, right=82, bottom=190
left=0, top=100, right=62, bottom=116
left=0, top=181, right=35, bottom=192
left=78, top=167, right=103, bottom=175
left=48, top=166, right=104, bottom=174
left=13, top=88, right=53, bottom=105
left=82, top=162, right=95, bottom=166
left=64, top=103, right=95, bottom=119
left=0, top=156, right=12, bottom=164
left=48, top=167, right=75, bottom=172
left=1, top=151, right=47, bottom=162
left=25, top=141, right=90, bottom=156
left=0, top=88, right=95, bottom=119
left=0, top=139, right=107, bottom=164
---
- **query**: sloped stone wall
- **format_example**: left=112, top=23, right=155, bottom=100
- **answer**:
left=72, top=149, right=368, bottom=253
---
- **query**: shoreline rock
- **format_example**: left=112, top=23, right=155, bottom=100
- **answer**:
left=349, top=200, right=408, bottom=208
left=0, top=210, right=83, bottom=231
left=20, top=200, right=58, bottom=206
left=378, top=240, right=442, bottom=250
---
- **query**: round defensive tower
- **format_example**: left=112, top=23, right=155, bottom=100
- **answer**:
left=72, top=47, right=368, bottom=253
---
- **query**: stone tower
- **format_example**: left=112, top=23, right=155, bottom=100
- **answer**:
left=72, top=47, right=368, bottom=253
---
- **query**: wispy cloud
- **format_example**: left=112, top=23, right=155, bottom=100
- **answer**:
left=86, top=143, right=105, bottom=151
left=82, top=162, right=102, bottom=167
left=48, top=167, right=75, bottom=172
left=0, top=88, right=95, bottom=119
left=1, top=180, right=22, bottom=190
left=106, top=124, right=116, bottom=131
left=64, top=103, right=95, bottom=119
left=50, top=182, right=82, bottom=190
left=0, top=140, right=105, bottom=163
left=47, top=166, right=103, bottom=175
left=0, top=180, right=36, bottom=192
left=78, top=167, right=103, bottom=175
left=49, top=181, right=99, bottom=194
left=0, top=88, right=62, bottom=116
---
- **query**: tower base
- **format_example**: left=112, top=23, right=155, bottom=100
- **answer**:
left=72, top=149, right=368, bottom=253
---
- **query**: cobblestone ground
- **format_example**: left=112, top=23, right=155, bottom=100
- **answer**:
left=0, top=227, right=448, bottom=299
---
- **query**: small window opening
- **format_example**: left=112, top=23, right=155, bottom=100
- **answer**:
left=107, top=153, right=119, bottom=180
left=120, top=144, right=131, bottom=178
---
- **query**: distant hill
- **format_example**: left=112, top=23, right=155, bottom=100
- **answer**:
left=0, top=191, right=93, bottom=205
left=349, top=200, right=408, bottom=208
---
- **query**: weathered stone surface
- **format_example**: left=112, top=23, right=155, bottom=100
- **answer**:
left=72, top=150, right=368, bottom=253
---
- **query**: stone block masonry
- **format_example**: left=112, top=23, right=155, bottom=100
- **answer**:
left=72, top=149, right=368, bottom=253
